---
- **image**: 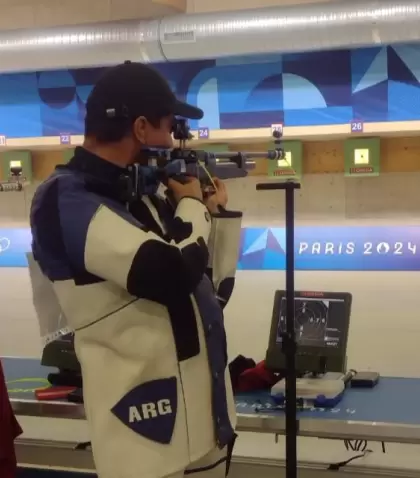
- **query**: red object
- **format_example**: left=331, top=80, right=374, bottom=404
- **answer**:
left=236, top=361, right=279, bottom=392
left=35, top=386, right=76, bottom=401
left=0, top=360, right=22, bottom=478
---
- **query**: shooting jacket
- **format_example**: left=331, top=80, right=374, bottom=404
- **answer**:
left=28, top=147, right=242, bottom=478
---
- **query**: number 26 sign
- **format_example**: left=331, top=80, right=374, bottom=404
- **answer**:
left=351, top=121, right=363, bottom=133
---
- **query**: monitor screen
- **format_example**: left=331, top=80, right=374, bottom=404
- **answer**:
left=266, top=290, right=352, bottom=373
left=276, top=296, right=345, bottom=349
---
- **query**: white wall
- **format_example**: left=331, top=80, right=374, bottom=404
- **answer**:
left=0, top=0, right=183, bottom=30
left=0, top=184, right=40, bottom=357
left=2, top=172, right=420, bottom=381
left=0, top=0, right=331, bottom=33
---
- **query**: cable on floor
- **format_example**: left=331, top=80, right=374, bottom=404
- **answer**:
left=328, top=450, right=372, bottom=470
left=327, top=440, right=387, bottom=470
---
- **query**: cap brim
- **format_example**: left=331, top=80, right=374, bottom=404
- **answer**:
left=173, top=100, right=204, bottom=120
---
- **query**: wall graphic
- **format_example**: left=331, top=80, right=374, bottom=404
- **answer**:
left=0, top=229, right=31, bottom=267
left=0, top=45, right=418, bottom=137
left=2, top=227, right=420, bottom=271
left=239, top=226, right=420, bottom=271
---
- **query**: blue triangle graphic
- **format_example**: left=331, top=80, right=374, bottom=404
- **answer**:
left=392, top=45, right=420, bottom=84
left=268, top=228, right=287, bottom=251
left=242, top=228, right=267, bottom=252
left=243, top=229, right=268, bottom=255
left=351, top=47, right=383, bottom=90
left=267, top=230, right=284, bottom=252
left=353, top=48, right=388, bottom=93
left=388, top=48, right=419, bottom=86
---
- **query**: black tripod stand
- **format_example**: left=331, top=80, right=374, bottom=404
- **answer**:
left=256, top=130, right=301, bottom=478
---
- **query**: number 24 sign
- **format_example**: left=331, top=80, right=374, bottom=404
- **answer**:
left=198, top=127, right=209, bottom=139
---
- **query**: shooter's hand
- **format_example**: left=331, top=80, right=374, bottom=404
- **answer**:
left=204, top=178, right=228, bottom=214
left=167, top=176, right=203, bottom=203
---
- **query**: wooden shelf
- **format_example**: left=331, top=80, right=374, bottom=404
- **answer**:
left=1, top=120, right=420, bottom=150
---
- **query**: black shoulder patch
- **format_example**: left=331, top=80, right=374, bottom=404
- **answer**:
left=170, top=217, right=193, bottom=244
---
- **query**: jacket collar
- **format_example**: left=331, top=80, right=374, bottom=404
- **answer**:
left=64, top=146, right=125, bottom=184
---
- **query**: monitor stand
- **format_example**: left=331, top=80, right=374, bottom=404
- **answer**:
left=271, top=372, right=345, bottom=408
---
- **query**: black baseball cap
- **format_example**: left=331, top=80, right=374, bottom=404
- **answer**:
left=86, top=61, right=204, bottom=124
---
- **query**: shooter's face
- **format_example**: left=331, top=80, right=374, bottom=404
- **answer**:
left=133, top=114, right=174, bottom=152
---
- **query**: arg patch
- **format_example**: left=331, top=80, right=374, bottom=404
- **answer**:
left=111, top=377, right=177, bottom=444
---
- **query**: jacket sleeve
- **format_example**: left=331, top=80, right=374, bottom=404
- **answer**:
left=206, top=207, right=243, bottom=308
left=57, top=184, right=213, bottom=304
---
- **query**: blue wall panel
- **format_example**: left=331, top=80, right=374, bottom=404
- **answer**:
left=0, top=45, right=420, bottom=137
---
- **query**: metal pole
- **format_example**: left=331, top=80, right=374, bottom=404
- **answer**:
left=284, top=181, right=298, bottom=478
left=256, top=179, right=300, bottom=478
